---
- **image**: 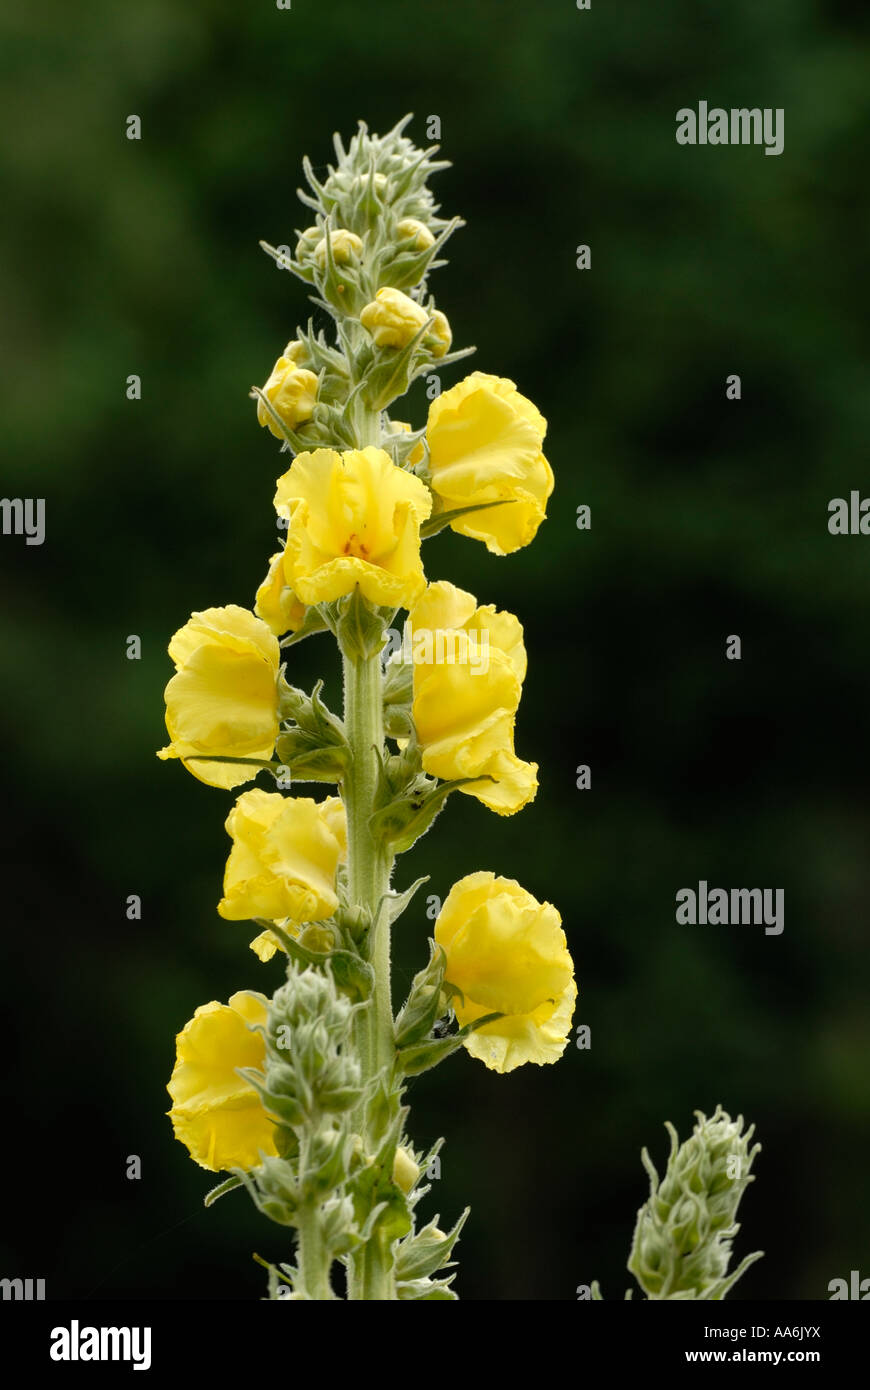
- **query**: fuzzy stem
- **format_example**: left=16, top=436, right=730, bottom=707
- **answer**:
left=343, top=645, right=395, bottom=1299
left=296, top=1196, right=332, bottom=1301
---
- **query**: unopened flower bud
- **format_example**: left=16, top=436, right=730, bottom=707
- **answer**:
left=296, top=226, right=321, bottom=259
left=257, top=357, right=319, bottom=436
left=386, top=420, right=425, bottom=467
left=298, top=923, right=336, bottom=954
left=392, top=1146, right=420, bottom=1194
left=282, top=339, right=308, bottom=364
left=314, top=228, right=363, bottom=269
left=360, top=287, right=428, bottom=349
left=425, top=309, right=452, bottom=358
left=354, top=171, right=389, bottom=196
left=397, top=218, right=435, bottom=251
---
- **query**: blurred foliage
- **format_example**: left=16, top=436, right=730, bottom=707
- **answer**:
left=1, top=0, right=868, bottom=1300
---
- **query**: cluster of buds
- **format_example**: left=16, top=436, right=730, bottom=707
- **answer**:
left=626, top=1105, right=763, bottom=1300
left=257, top=115, right=472, bottom=446
left=234, top=964, right=360, bottom=1246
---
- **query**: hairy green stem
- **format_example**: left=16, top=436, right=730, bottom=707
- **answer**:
left=296, top=1195, right=331, bottom=1300
left=343, top=645, right=395, bottom=1299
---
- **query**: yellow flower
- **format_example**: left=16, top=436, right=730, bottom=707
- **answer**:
left=360, top=287, right=428, bottom=349
left=254, top=552, right=307, bottom=636
left=434, top=872, right=576, bottom=1074
left=249, top=921, right=334, bottom=961
left=314, top=228, right=363, bottom=268
left=275, top=447, right=432, bottom=607
left=396, top=218, right=436, bottom=251
left=250, top=928, right=284, bottom=962
left=256, top=356, right=319, bottom=437
left=157, top=606, right=280, bottom=790
left=218, top=790, right=346, bottom=924
left=406, top=581, right=538, bottom=815
left=426, top=372, right=554, bottom=555
left=387, top=419, right=425, bottom=467
left=167, top=990, right=277, bottom=1171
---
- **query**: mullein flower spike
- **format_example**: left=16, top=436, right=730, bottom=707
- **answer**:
left=158, top=115, right=762, bottom=1302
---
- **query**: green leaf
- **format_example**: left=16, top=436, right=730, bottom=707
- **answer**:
left=386, top=876, right=430, bottom=925
left=203, top=1175, right=243, bottom=1208
left=396, top=1276, right=458, bottom=1300
left=395, top=1209, right=468, bottom=1282
left=394, top=939, right=446, bottom=1048
left=335, top=586, right=389, bottom=662
left=361, top=318, right=434, bottom=413
left=185, top=755, right=283, bottom=772
left=280, top=608, right=330, bottom=648
left=370, top=777, right=489, bottom=854
left=396, top=1012, right=503, bottom=1076
left=420, top=498, right=515, bottom=539
left=258, top=239, right=314, bottom=285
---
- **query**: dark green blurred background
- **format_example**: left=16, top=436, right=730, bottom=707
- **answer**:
left=2, top=0, right=869, bottom=1300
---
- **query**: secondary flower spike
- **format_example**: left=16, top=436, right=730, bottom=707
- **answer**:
left=627, top=1106, right=763, bottom=1300
left=435, top=872, right=576, bottom=1073
left=426, top=372, right=554, bottom=554
left=167, top=991, right=278, bottom=1172
left=157, top=605, right=281, bottom=789
left=275, top=446, right=432, bottom=607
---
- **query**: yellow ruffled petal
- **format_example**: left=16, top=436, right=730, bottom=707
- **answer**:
left=254, top=553, right=307, bottom=636
left=426, top=373, right=553, bottom=554
left=459, top=748, right=539, bottom=815
left=445, top=898, right=571, bottom=1017
left=408, top=579, right=479, bottom=634
left=217, top=790, right=345, bottom=924
left=249, top=929, right=281, bottom=962
left=167, top=992, right=278, bottom=1171
left=434, top=873, right=576, bottom=1074
left=461, top=978, right=577, bottom=1074
left=158, top=607, right=280, bottom=789
left=277, top=447, right=431, bottom=609
left=406, top=582, right=534, bottom=815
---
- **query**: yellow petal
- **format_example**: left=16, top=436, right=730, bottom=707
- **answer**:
left=167, top=992, right=277, bottom=1171
left=278, top=447, right=431, bottom=609
left=426, top=373, right=553, bottom=554
left=462, top=977, right=577, bottom=1074
left=218, top=790, right=345, bottom=924
left=434, top=873, right=576, bottom=1073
